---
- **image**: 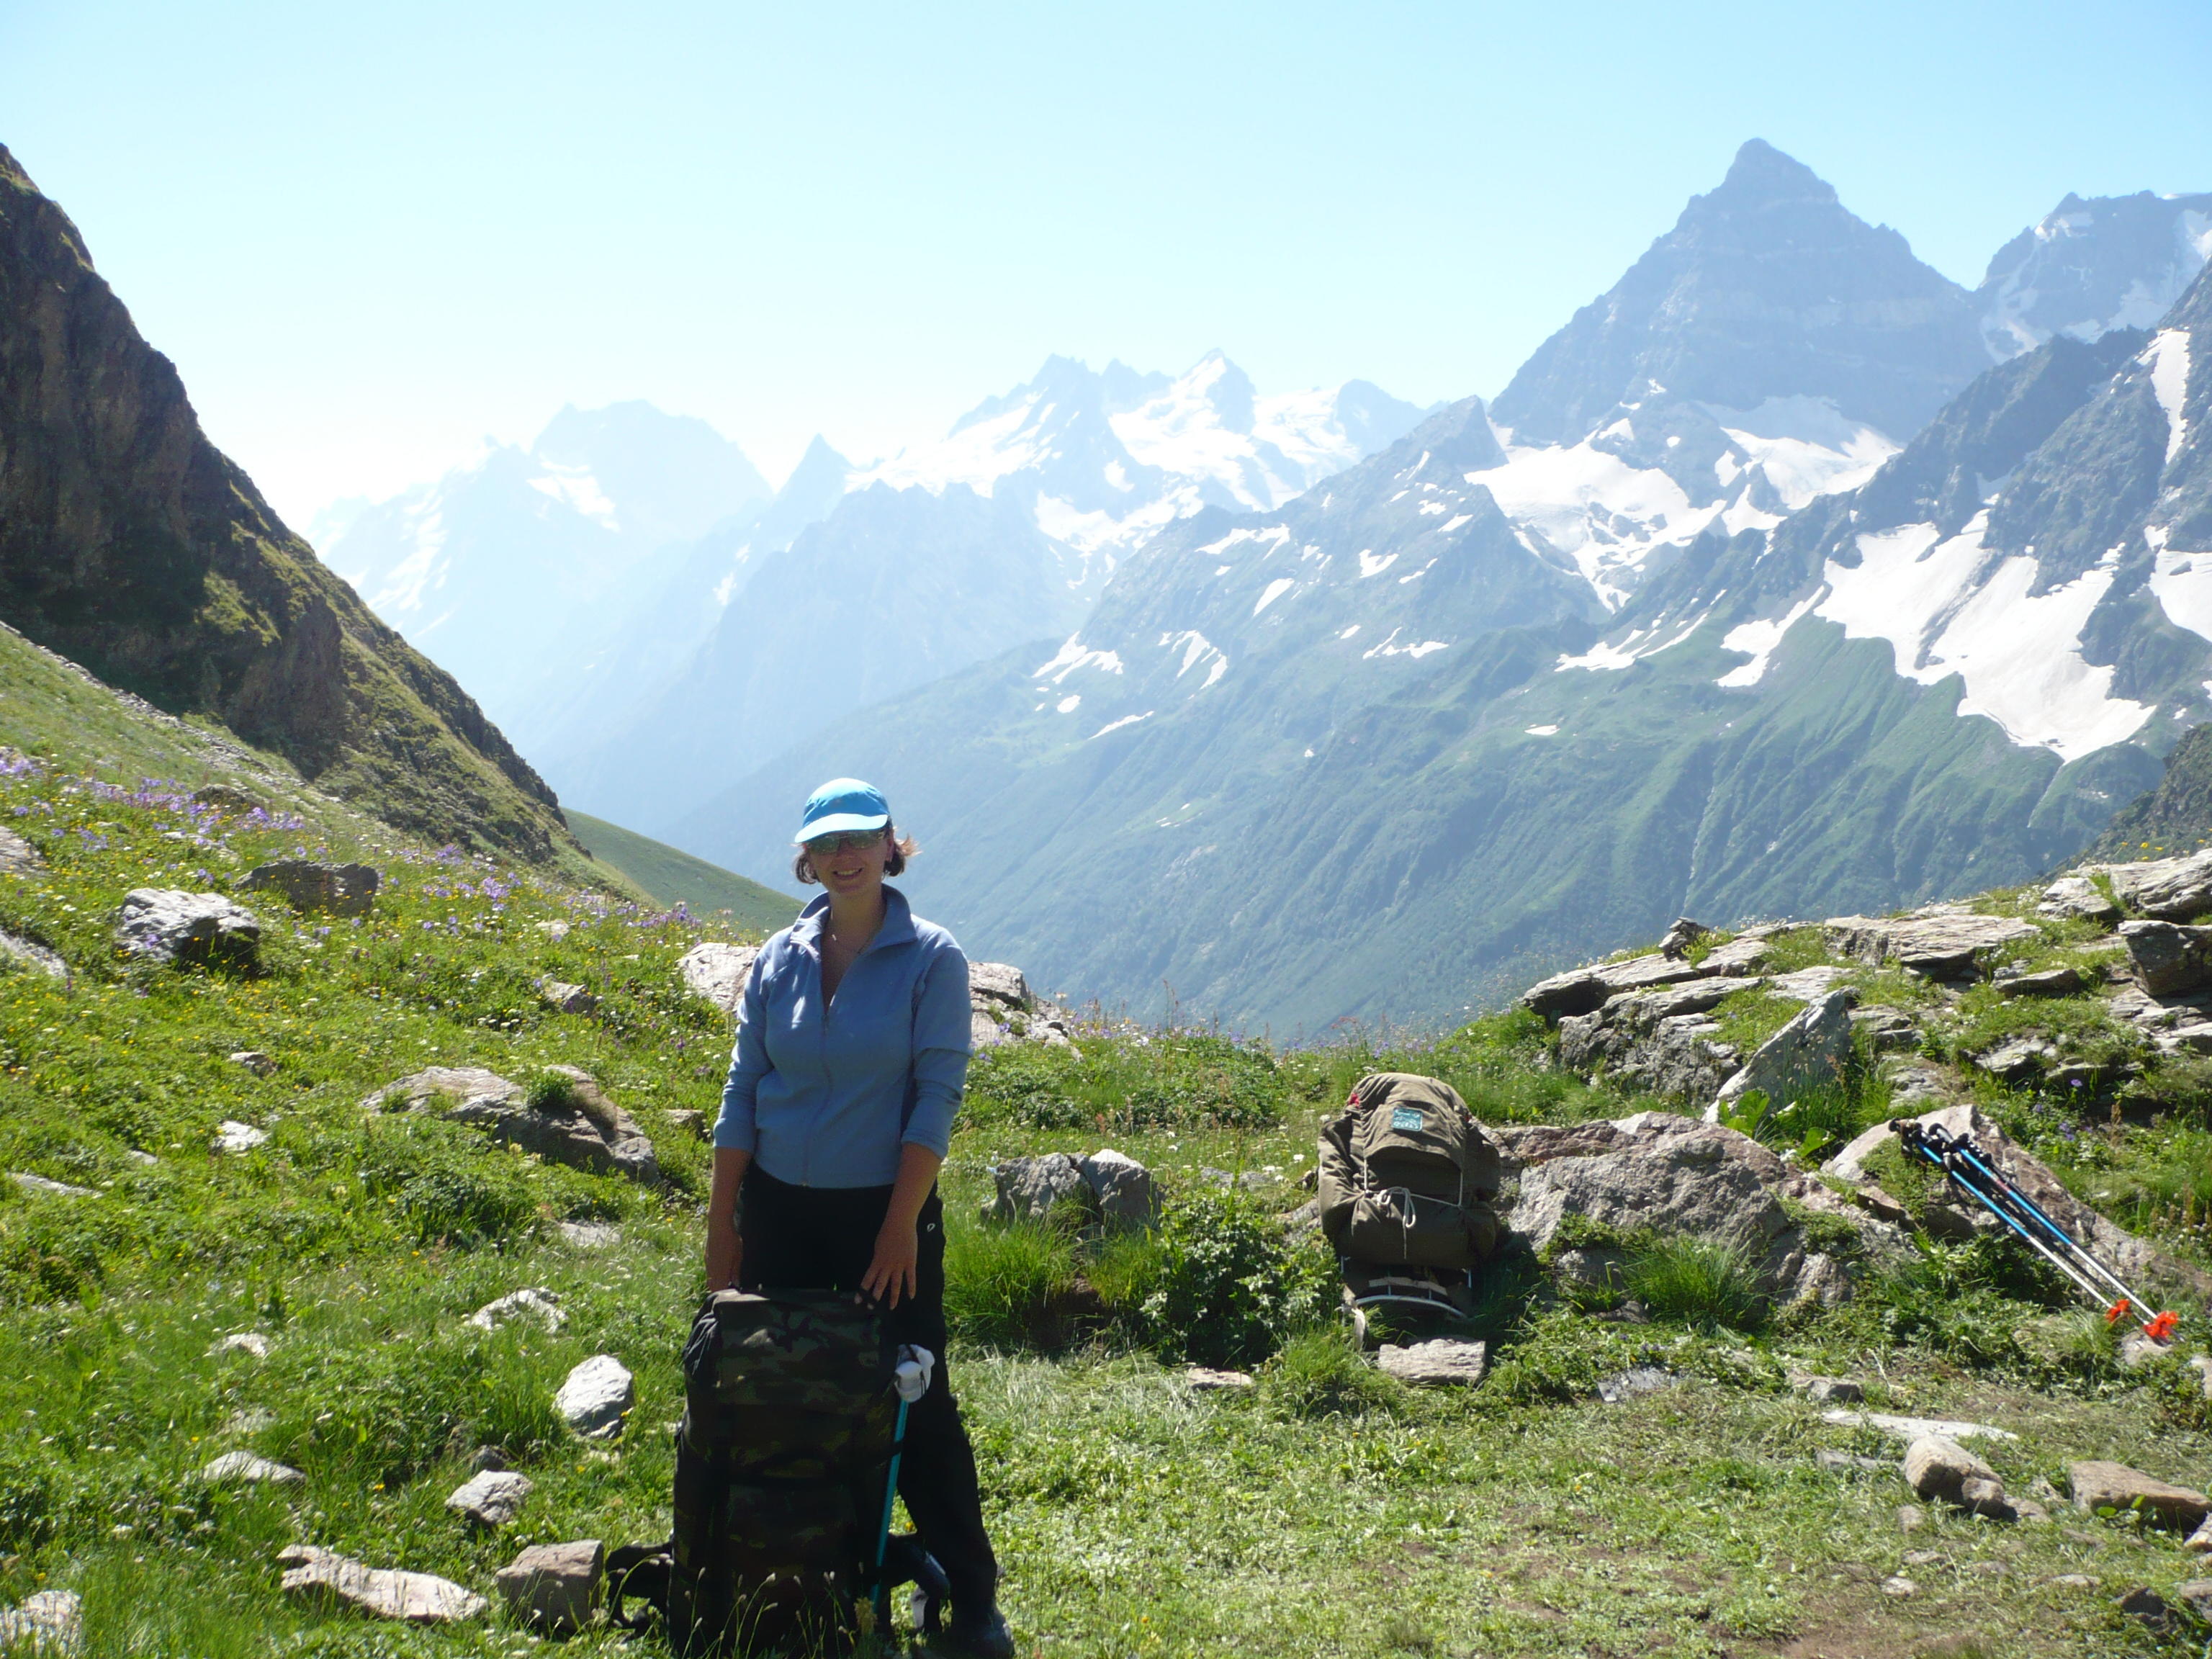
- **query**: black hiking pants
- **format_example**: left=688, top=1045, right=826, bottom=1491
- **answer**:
left=737, top=1165, right=999, bottom=1614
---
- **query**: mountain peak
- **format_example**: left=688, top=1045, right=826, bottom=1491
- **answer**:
left=1713, top=138, right=1837, bottom=207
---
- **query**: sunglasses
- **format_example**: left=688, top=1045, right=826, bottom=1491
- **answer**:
left=804, top=830, right=884, bottom=856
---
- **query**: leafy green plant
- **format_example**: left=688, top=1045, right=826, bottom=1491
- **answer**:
left=1138, top=1189, right=1336, bottom=1367
left=1622, top=1236, right=1766, bottom=1333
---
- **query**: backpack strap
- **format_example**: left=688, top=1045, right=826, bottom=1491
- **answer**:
left=605, top=1539, right=673, bottom=1632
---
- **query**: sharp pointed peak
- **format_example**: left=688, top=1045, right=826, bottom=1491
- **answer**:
left=1712, top=138, right=1837, bottom=206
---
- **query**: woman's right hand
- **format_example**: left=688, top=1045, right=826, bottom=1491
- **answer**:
left=705, top=1146, right=751, bottom=1290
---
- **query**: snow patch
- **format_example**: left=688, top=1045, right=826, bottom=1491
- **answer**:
left=1253, top=577, right=1296, bottom=615
left=1033, top=635, right=1126, bottom=683
left=2150, top=540, right=2212, bottom=644
left=1089, top=711, right=1154, bottom=739
left=1161, top=630, right=1229, bottom=686
left=1056, top=695, right=1081, bottom=714
left=1362, top=628, right=1450, bottom=661
left=1437, top=513, right=1472, bottom=534
left=1524, top=724, right=1560, bottom=737
left=1817, top=515, right=2153, bottom=762
left=1715, top=593, right=1820, bottom=688
left=2149, top=330, right=2193, bottom=466
left=1357, top=549, right=1398, bottom=578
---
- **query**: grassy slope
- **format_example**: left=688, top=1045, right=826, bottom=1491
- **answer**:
left=562, top=811, right=796, bottom=932
left=1, top=693, right=2211, bottom=1655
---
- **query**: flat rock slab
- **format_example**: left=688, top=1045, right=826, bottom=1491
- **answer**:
left=0, top=1589, right=82, bottom=1655
left=1184, top=1367, right=1254, bottom=1391
left=213, top=1120, right=268, bottom=1154
left=496, top=1539, right=603, bottom=1633
left=556, top=1354, right=634, bottom=1439
left=1521, top=953, right=1701, bottom=1020
left=1714, top=989, right=1853, bottom=1117
left=277, top=1545, right=487, bottom=1623
left=468, top=1288, right=566, bottom=1333
left=2120, top=920, right=2212, bottom=997
left=2106, top=849, right=2212, bottom=922
left=1377, top=1339, right=1488, bottom=1387
left=2070, top=1460, right=2211, bottom=1528
left=1825, top=908, right=2036, bottom=979
left=364, top=1066, right=660, bottom=1186
left=1821, top=1409, right=2016, bottom=1442
left=0, top=826, right=43, bottom=876
left=446, top=1470, right=534, bottom=1526
left=677, top=943, right=760, bottom=1015
left=202, top=1450, right=305, bottom=1485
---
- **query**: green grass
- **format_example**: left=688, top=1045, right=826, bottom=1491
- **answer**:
left=561, top=811, right=797, bottom=934
left=9, top=727, right=2212, bottom=1656
left=1622, top=1236, right=1767, bottom=1334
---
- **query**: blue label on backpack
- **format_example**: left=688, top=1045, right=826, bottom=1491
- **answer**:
left=1390, top=1107, right=1424, bottom=1131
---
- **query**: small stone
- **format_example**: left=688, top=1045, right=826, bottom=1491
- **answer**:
left=201, top=1450, right=303, bottom=1485
left=467, top=1288, right=565, bottom=1334
left=2069, top=1460, right=2211, bottom=1529
left=9, top=1172, right=95, bottom=1199
left=1376, top=1339, right=1488, bottom=1387
left=224, top=1408, right=276, bottom=1434
left=112, top=889, right=261, bottom=968
left=495, top=1540, right=604, bottom=1634
left=2014, top=1498, right=2051, bottom=1523
left=2119, top=1331, right=2175, bottom=1370
left=676, top=941, right=757, bottom=1013
left=207, top=1332, right=270, bottom=1359
left=2173, top=1580, right=2212, bottom=1619
left=1881, top=1575, right=1917, bottom=1597
left=1802, top=1375, right=1863, bottom=1404
left=557, top=1220, right=619, bottom=1249
left=1958, top=1476, right=2015, bottom=1519
left=1997, top=966, right=2085, bottom=998
left=0, top=1588, right=83, bottom=1655
left=446, top=1470, right=534, bottom=1527
left=555, top=1354, right=634, bottom=1439
left=212, top=1120, right=268, bottom=1154
left=1902, top=1550, right=1946, bottom=1567
left=0, top=928, right=67, bottom=984
left=537, top=978, right=598, bottom=1016
left=277, top=1545, right=487, bottom=1622
left=228, top=1050, right=277, bottom=1076
left=0, top=827, right=44, bottom=876
left=189, top=783, right=261, bottom=814
left=471, top=1447, right=509, bottom=1473
left=535, top=920, right=572, bottom=942
left=2048, top=1573, right=2097, bottom=1589
left=663, top=1108, right=707, bottom=1141
left=1597, top=1365, right=1678, bottom=1404
left=1184, top=1367, right=1254, bottom=1391
left=2189, top=1354, right=2212, bottom=1398
left=1080, top=1148, right=1159, bottom=1228
left=239, top=860, right=379, bottom=917
left=1898, top=1505, right=1925, bottom=1533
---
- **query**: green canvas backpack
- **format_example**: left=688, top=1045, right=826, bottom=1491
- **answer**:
left=1317, top=1072, right=1502, bottom=1269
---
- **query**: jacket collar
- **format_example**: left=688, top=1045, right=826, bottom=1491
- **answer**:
left=794, top=884, right=917, bottom=956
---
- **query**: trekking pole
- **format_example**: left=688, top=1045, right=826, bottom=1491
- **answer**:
left=1894, top=1121, right=2179, bottom=1341
left=1924, top=1125, right=2172, bottom=1336
left=871, top=1346, right=934, bottom=1634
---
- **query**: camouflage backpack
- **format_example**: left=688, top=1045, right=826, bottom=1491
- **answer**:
left=610, top=1290, right=939, bottom=1653
left=1318, top=1073, right=1502, bottom=1269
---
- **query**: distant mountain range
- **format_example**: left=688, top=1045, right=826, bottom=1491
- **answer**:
left=672, top=143, right=2212, bottom=1031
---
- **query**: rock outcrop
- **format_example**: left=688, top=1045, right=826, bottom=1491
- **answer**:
left=1822, top=907, right=2038, bottom=979
left=678, top=942, right=759, bottom=1015
left=0, top=144, right=571, bottom=863
left=496, top=1540, right=603, bottom=1633
left=362, top=1066, right=660, bottom=1185
left=968, top=961, right=1076, bottom=1049
left=556, top=1354, right=634, bottom=1440
left=0, top=927, right=65, bottom=984
left=986, top=1150, right=1159, bottom=1230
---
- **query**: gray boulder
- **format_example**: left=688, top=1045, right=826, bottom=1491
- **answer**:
left=113, top=889, right=260, bottom=968
left=2038, top=874, right=2121, bottom=922
left=986, top=1153, right=1084, bottom=1223
left=969, top=960, right=1076, bottom=1049
left=1553, top=977, right=1756, bottom=1102
left=239, top=860, right=379, bottom=917
left=467, top=1288, right=565, bottom=1334
left=677, top=943, right=760, bottom=1015
left=202, top=1450, right=303, bottom=1485
left=496, top=1540, right=604, bottom=1634
left=1079, top=1148, right=1159, bottom=1228
left=213, top=1120, right=269, bottom=1154
left=2105, top=848, right=2212, bottom=922
left=1711, top=989, right=1854, bottom=1123
left=364, top=1066, right=661, bottom=1186
left=277, top=1546, right=487, bottom=1622
left=1520, top=952, right=1702, bottom=1020
left=1905, top=1435, right=2012, bottom=1516
left=986, top=1150, right=1157, bottom=1228
left=2119, top=920, right=2212, bottom=997
left=537, top=978, right=598, bottom=1016
left=556, top=1354, right=634, bottom=1440
left=1823, top=906, right=2036, bottom=979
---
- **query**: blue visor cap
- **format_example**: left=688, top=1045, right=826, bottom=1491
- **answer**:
left=796, top=778, right=891, bottom=843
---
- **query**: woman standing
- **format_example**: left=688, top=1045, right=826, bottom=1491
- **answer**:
left=704, top=778, right=1012, bottom=1658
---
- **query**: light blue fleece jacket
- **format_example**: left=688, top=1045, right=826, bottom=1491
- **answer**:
left=712, top=885, right=972, bottom=1187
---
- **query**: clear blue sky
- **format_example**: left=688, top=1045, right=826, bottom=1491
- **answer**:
left=4, top=1, right=2208, bottom=527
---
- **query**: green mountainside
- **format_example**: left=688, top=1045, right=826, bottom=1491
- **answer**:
left=2089, top=724, right=2212, bottom=862
left=563, top=809, right=796, bottom=930
left=0, top=143, right=573, bottom=865
left=4, top=659, right=2212, bottom=1657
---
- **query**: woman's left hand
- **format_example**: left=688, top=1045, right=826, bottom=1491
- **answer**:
left=863, top=1215, right=920, bottom=1308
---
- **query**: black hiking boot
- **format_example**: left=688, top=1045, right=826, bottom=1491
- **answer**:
left=939, top=1604, right=1015, bottom=1659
